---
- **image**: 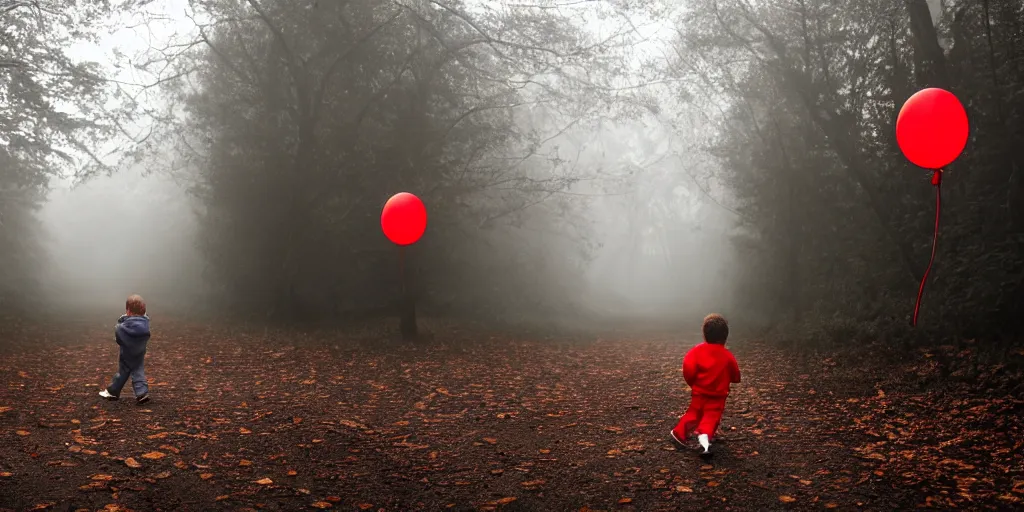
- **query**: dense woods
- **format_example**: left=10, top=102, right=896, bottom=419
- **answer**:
left=3, top=0, right=1024, bottom=345
left=669, top=0, right=1024, bottom=344
left=145, top=0, right=660, bottom=325
left=4, top=3, right=1024, bottom=510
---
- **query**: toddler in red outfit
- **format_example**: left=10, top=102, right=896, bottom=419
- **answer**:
left=670, top=313, right=740, bottom=458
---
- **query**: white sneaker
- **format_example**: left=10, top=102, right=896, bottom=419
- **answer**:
left=697, top=434, right=712, bottom=457
left=98, top=390, right=117, bottom=400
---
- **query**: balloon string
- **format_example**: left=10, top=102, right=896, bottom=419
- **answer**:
left=911, top=169, right=943, bottom=327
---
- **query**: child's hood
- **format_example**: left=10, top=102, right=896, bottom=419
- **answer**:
left=118, top=315, right=151, bottom=338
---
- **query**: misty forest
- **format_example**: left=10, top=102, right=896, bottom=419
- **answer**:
left=2, top=0, right=1024, bottom=510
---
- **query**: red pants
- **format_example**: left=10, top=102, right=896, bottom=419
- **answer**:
left=672, top=394, right=726, bottom=441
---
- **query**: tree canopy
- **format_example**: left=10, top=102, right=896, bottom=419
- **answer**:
left=4, top=0, right=1024, bottom=345
left=668, top=0, right=1024, bottom=343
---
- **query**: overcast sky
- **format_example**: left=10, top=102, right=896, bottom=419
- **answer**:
left=56, top=0, right=673, bottom=186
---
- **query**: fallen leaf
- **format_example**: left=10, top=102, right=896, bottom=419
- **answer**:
left=521, top=479, right=546, bottom=487
left=287, top=470, right=298, bottom=476
left=16, top=430, right=30, bottom=436
left=91, top=474, right=114, bottom=481
left=239, top=459, right=252, bottom=466
left=125, top=458, right=142, bottom=469
left=141, top=452, right=166, bottom=460
left=31, top=504, right=55, bottom=510
left=216, top=495, right=229, bottom=501
left=200, top=473, right=213, bottom=480
left=0, top=406, right=12, bottom=413
left=495, top=497, right=517, bottom=505
left=153, top=472, right=171, bottom=479
left=339, top=419, right=367, bottom=429
left=483, top=437, right=497, bottom=444
left=255, top=477, right=273, bottom=485
left=824, top=504, right=839, bottom=509
left=675, top=485, right=693, bottom=493
left=311, top=502, right=333, bottom=509
left=239, top=428, right=252, bottom=434
left=357, top=504, right=373, bottom=510
left=0, top=472, right=12, bottom=477
left=325, top=496, right=342, bottom=503
left=779, top=496, right=797, bottom=503
left=618, top=498, right=632, bottom=504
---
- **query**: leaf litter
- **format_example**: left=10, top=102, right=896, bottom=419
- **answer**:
left=0, top=320, right=1018, bottom=510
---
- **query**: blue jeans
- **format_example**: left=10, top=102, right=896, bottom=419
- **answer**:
left=107, top=357, right=148, bottom=397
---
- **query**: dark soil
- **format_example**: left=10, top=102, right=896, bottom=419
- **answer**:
left=0, top=318, right=1021, bottom=511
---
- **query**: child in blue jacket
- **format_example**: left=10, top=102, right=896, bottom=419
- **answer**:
left=99, top=294, right=152, bottom=404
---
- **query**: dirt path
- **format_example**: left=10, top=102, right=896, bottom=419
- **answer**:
left=0, top=320, right=1020, bottom=511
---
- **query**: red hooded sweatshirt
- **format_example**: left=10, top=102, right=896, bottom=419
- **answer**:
left=683, top=342, right=741, bottom=399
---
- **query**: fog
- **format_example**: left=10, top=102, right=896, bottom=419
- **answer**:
left=8, top=0, right=747, bottom=332
left=551, top=116, right=739, bottom=323
left=37, top=169, right=207, bottom=317
left=35, top=116, right=739, bottom=327
left=4, top=0, right=1015, bottom=351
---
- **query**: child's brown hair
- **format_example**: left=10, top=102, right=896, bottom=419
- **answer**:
left=126, top=294, right=146, bottom=316
left=702, top=313, right=728, bottom=344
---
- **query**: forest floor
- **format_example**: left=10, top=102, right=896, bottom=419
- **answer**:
left=1, top=317, right=1023, bottom=512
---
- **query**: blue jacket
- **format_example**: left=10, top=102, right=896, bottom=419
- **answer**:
left=115, top=315, right=151, bottom=367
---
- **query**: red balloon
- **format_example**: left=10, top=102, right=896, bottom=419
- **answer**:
left=381, top=192, right=427, bottom=246
left=896, top=88, right=968, bottom=170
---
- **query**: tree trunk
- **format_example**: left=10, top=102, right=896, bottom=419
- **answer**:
left=730, top=8, right=925, bottom=286
left=400, top=294, right=418, bottom=340
left=398, top=247, right=418, bottom=340
left=770, top=114, right=802, bottom=324
left=906, top=0, right=950, bottom=89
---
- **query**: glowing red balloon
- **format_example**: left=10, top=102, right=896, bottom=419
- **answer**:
left=896, top=88, right=968, bottom=170
left=381, top=192, right=427, bottom=246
